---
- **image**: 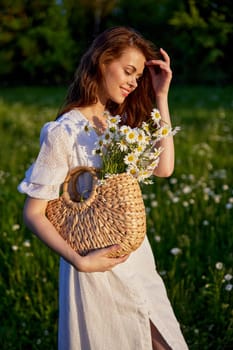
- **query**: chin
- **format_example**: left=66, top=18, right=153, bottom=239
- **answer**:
left=110, top=96, right=126, bottom=105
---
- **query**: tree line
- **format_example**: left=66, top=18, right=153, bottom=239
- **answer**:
left=1, top=0, right=232, bottom=85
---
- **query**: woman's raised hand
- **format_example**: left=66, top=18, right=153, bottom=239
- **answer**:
left=145, top=48, right=172, bottom=98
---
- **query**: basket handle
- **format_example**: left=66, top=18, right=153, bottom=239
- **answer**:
left=63, top=166, right=99, bottom=205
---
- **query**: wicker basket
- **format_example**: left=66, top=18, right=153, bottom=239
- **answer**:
left=46, top=166, right=146, bottom=257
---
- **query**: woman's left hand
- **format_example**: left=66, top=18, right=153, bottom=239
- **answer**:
left=145, top=48, right=172, bottom=98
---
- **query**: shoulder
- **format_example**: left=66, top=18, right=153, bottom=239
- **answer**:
left=40, top=110, right=85, bottom=145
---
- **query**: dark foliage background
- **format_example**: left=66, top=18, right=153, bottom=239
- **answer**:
left=1, top=0, right=232, bottom=85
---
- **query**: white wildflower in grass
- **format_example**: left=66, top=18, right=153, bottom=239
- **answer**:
left=159, top=270, right=167, bottom=276
left=189, top=198, right=195, bottom=205
left=89, top=109, right=179, bottom=183
left=154, top=235, right=161, bottom=242
left=225, top=284, right=233, bottom=291
left=151, top=200, right=158, bottom=208
left=149, top=193, right=156, bottom=199
left=12, top=245, right=19, bottom=251
left=170, top=177, right=178, bottom=184
left=170, top=247, right=182, bottom=255
left=214, top=195, right=221, bottom=203
left=224, top=274, right=233, bottom=281
left=183, top=185, right=192, bottom=194
left=202, top=220, right=209, bottom=226
left=23, top=240, right=31, bottom=248
left=215, top=262, right=224, bottom=270
left=172, top=196, right=180, bottom=203
left=226, top=202, right=232, bottom=210
left=12, top=224, right=20, bottom=231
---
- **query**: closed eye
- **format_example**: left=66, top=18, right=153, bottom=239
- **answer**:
left=125, top=70, right=131, bottom=76
left=125, top=70, right=142, bottom=82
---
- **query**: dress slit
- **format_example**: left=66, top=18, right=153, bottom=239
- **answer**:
left=150, top=320, right=172, bottom=350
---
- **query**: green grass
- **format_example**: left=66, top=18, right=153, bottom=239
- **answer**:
left=0, top=85, right=232, bottom=349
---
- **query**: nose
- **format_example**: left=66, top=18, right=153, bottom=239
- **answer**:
left=128, top=76, right=137, bottom=90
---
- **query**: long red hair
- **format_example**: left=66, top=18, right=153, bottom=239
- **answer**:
left=58, top=26, right=162, bottom=127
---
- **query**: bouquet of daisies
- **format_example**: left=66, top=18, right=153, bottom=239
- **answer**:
left=86, top=109, right=180, bottom=184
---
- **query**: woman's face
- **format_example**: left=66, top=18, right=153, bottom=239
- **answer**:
left=100, top=47, right=146, bottom=105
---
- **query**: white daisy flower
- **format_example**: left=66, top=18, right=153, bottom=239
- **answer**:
left=153, top=146, right=163, bottom=158
left=117, top=139, right=128, bottom=152
left=135, top=144, right=146, bottom=155
left=171, top=126, right=181, bottom=135
left=125, top=129, right=138, bottom=144
left=107, top=114, right=121, bottom=126
left=127, top=164, right=139, bottom=177
left=102, top=131, right=113, bottom=144
left=159, top=125, right=171, bottom=138
left=148, top=158, right=160, bottom=170
left=124, top=152, right=138, bottom=165
left=151, top=108, right=161, bottom=125
left=92, top=148, right=102, bottom=155
left=142, top=122, right=150, bottom=134
left=136, top=130, right=147, bottom=145
left=137, top=169, right=152, bottom=181
left=94, top=138, right=105, bottom=151
left=119, top=125, right=131, bottom=135
left=84, top=123, right=91, bottom=134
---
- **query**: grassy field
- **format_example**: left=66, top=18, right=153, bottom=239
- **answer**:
left=0, top=85, right=232, bottom=349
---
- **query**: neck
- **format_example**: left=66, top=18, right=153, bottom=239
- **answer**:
left=79, top=102, right=106, bottom=120
left=78, top=103, right=108, bottom=135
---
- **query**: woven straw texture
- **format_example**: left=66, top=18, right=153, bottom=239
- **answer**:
left=46, top=166, right=146, bottom=257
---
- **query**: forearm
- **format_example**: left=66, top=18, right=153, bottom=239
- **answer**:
left=23, top=198, right=82, bottom=269
left=153, top=95, right=174, bottom=177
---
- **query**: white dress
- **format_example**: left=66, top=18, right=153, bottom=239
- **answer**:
left=18, top=109, right=188, bottom=350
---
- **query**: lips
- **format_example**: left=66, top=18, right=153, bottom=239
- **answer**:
left=121, top=87, right=130, bottom=97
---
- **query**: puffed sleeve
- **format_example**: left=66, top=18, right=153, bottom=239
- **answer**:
left=18, top=121, right=74, bottom=200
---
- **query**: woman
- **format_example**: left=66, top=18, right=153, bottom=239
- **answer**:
left=18, top=26, right=188, bottom=349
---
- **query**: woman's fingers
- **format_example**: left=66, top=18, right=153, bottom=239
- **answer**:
left=146, top=48, right=170, bottom=65
left=145, top=48, right=171, bottom=72
left=81, top=244, right=130, bottom=272
left=160, top=48, right=170, bottom=64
